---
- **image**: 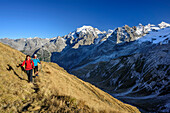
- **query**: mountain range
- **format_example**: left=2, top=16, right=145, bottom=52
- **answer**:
left=0, top=21, right=170, bottom=112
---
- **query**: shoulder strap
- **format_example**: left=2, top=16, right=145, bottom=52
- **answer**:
left=31, top=60, right=33, bottom=64
left=25, top=60, right=27, bottom=66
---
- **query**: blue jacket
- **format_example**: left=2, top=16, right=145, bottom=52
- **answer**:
left=32, top=58, right=41, bottom=66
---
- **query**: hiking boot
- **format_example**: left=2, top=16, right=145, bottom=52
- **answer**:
left=28, top=81, right=33, bottom=83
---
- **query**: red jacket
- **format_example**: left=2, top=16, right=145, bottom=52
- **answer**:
left=21, top=59, right=34, bottom=70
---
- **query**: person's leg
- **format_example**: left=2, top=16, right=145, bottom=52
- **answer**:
left=36, top=66, right=39, bottom=76
left=26, top=70, right=30, bottom=82
left=34, top=67, right=36, bottom=75
left=28, top=70, right=31, bottom=82
left=29, top=69, right=33, bottom=82
left=33, top=67, right=36, bottom=78
left=35, top=66, right=38, bottom=76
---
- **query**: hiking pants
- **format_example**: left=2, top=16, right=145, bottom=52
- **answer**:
left=26, top=69, right=33, bottom=82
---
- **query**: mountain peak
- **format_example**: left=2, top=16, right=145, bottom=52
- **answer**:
left=75, top=25, right=103, bottom=34
left=76, top=25, right=94, bottom=32
left=158, top=21, right=170, bottom=28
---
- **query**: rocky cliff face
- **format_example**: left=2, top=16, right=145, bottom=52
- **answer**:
left=0, top=36, right=66, bottom=61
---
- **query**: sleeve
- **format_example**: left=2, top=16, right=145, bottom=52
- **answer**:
left=21, top=61, right=25, bottom=67
left=38, top=59, right=41, bottom=63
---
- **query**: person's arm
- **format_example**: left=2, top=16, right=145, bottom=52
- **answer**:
left=32, top=60, right=35, bottom=68
left=38, top=59, right=41, bottom=64
left=21, top=61, right=25, bottom=67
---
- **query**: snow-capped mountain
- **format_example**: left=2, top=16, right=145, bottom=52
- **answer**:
left=159, top=21, right=170, bottom=29
left=1, top=22, right=168, bottom=59
left=64, top=25, right=107, bottom=48
left=0, top=21, right=170, bottom=112
left=52, top=22, right=170, bottom=112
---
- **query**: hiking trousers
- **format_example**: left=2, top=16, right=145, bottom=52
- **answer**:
left=34, top=66, right=38, bottom=74
left=26, top=69, right=33, bottom=82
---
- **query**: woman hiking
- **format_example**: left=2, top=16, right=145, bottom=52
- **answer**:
left=32, top=54, right=41, bottom=77
left=21, top=55, right=34, bottom=83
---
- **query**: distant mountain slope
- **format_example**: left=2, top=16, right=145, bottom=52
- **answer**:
left=0, top=42, right=140, bottom=113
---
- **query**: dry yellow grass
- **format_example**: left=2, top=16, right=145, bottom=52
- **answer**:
left=0, top=42, right=140, bottom=113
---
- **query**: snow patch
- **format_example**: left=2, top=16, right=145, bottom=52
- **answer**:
left=137, top=27, right=170, bottom=44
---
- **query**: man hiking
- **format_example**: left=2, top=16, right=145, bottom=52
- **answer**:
left=21, top=55, right=34, bottom=83
left=32, top=54, right=41, bottom=77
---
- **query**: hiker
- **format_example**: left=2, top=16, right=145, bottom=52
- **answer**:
left=32, top=54, right=41, bottom=77
left=21, top=55, right=34, bottom=83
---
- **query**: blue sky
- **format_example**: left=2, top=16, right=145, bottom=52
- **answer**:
left=0, top=0, right=170, bottom=39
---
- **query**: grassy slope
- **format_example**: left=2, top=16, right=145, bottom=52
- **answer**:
left=0, top=42, right=140, bottom=113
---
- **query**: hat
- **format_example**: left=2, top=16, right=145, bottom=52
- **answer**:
left=34, top=54, right=37, bottom=56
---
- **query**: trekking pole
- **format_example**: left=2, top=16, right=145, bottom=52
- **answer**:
left=33, top=67, right=36, bottom=83
left=40, top=63, right=44, bottom=77
left=40, top=63, right=42, bottom=72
